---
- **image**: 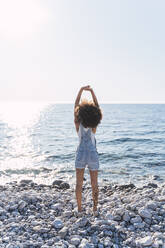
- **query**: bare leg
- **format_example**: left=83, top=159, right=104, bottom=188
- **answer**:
left=75, top=168, right=85, bottom=212
left=89, top=170, right=98, bottom=212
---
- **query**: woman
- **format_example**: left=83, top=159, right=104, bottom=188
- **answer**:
left=74, top=85, right=102, bottom=213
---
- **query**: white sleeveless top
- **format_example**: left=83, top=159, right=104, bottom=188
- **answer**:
left=78, top=124, right=95, bottom=146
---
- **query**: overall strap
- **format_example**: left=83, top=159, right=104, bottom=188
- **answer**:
left=80, top=123, right=91, bottom=137
left=79, top=123, right=96, bottom=147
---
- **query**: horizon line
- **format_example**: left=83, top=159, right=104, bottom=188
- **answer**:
left=0, top=101, right=165, bottom=104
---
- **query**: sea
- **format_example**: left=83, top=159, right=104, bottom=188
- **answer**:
left=0, top=103, right=165, bottom=187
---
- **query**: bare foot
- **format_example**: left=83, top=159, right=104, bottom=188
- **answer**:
left=93, top=206, right=97, bottom=212
left=93, top=209, right=99, bottom=217
left=78, top=207, right=82, bottom=212
left=74, top=209, right=84, bottom=217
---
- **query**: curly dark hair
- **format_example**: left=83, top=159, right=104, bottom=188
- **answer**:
left=75, top=99, right=102, bottom=128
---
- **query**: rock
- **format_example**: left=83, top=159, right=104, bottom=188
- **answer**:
left=31, top=220, right=40, bottom=226
left=76, top=217, right=88, bottom=227
left=113, top=215, right=121, bottom=221
left=18, top=200, right=27, bottom=211
left=127, top=225, right=135, bottom=231
left=63, top=210, right=73, bottom=217
left=2, top=236, right=10, bottom=243
left=161, top=188, right=165, bottom=195
left=39, top=227, right=50, bottom=233
left=151, top=224, right=161, bottom=231
left=104, top=230, right=113, bottom=237
left=70, top=237, right=81, bottom=246
left=98, top=244, right=104, bottom=248
left=147, top=183, right=158, bottom=188
left=153, top=239, right=164, bottom=248
left=90, top=235, right=99, bottom=244
left=145, top=201, right=157, bottom=210
left=19, top=179, right=33, bottom=185
left=113, top=245, right=119, bottom=248
left=79, top=238, right=93, bottom=248
left=90, top=224, right=100, bottom=232
left=104, top=237, right=113, bottom=247
left=33, top=226, right=50, bottom=234
left=52, top=219, right=64, bottom=229
left=54, top=241, right=67, bottom=248
left=112, top=207, right=125, bottom=216
left=130, top=215, right=142, bottom=224
left=159, top=208, right=165, bottom=216
left=100, top=224, right=112, bottom=231
left=117, top=183, right=136, bottom=191
left=6, top=245, right=16, bottom=248
left=33, top=225, right=41, bottom=232
left=51, top=203, right=62, bottom=211
left=59, top=226, right=68, bottom=239
left=123, top=211, right=130, bottom=222
left=52, top=180, right=70, bottom=189
left=52, top=180, right=64, bottom=186
left=60, top=182, right=70, bottom=189
left=153, top=232, right=165, bottom=240
left=135, top=236, right=153, bottom=247
left=157, top=196, right=165, bottom=202
left=0, top=209, right=7, bottom=216
left=122, top=196, right=131, bottom=203
left=144, top=218, right=152, bottom=225
left=138, top=207, right=152, bottom=219
left=105, top=213, right=114, bottom=220
left=6, top=204, right=18, bottom=211
left=134, top=222, right=145, bottom=229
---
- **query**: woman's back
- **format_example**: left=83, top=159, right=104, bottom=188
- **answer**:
left=78, top=123, right=95, bottom=146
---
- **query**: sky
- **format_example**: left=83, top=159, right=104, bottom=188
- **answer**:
left=0, top=0, right=165, bottom=103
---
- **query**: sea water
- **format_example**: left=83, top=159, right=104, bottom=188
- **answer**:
left=0, top=103, right=165, bottom=186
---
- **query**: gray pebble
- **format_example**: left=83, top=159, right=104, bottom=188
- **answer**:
left=59, top=226, right=68, bottom=239
left=138, top=207, right=152, bottom=219
left=52, top=219, right=64, bottom=229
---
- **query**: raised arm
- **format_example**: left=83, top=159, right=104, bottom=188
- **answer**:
left=74, top=86, right=90, bottom=108
left=74, top=86, right=90, bottom=132
left=74, top=88, right=83, bottom=109
left=89, top=88, right=99, bottom=107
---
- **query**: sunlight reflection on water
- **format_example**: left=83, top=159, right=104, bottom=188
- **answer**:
left=0, top=102, right=49, bottom=128
left=0, top=102, right=51, bottom=184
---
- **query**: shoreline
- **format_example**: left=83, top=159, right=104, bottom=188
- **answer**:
left=0, top=179, right=165, bottom=248
left=1, top=172, right=164, bottom=189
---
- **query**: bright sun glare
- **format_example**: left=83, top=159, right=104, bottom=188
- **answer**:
left=0, top=102, right=48, bottom=128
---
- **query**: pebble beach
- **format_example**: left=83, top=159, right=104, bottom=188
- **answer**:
left=0, top=179, right=165, bottom=248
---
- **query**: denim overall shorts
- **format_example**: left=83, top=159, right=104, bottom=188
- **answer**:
left=75, top=123, right=99, bottom=170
